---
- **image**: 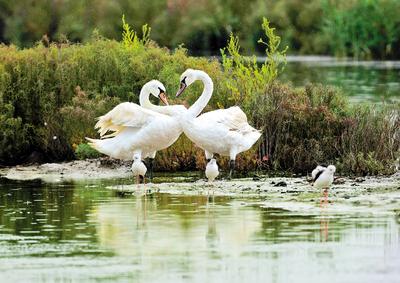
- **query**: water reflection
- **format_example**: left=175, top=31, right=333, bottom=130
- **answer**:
left=282, top=61, right=400, bottom=103
left=0, top=179, right=398, bottom=282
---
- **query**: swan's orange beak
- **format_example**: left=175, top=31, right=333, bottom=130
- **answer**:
left=176, top=82, right=186, bottom=97
left=159, top=92, right=169, bottom=105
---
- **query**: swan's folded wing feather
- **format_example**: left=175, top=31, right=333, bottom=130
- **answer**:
left=199, top=106, right=255, bottom=133
left=95, top=102, right=164, bottom=137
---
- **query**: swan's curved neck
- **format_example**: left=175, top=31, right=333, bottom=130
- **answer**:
left=139, top=87, right=161, bottom=112
left=188, top=72, right=213, bottom=118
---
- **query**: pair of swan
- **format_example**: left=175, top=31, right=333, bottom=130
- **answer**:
left=87, top=69, right=261, bottom=184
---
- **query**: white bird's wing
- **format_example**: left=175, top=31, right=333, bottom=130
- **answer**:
left=198, top=106, right=247, bottom=129
left=95, top=102, right=164, bottom=137
left=198, top=106, right=251, bottom=132
left=312, top=166, right=326, bottom=181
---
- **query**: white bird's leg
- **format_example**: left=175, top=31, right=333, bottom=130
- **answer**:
left=320, top=188, right=329, bottom=207
left=148, top=151, right=156, bottom=182
left=135, top=175, right=140, bottom=195
left=228, top=149, right=238, bottom=180
left=148, top=159, right=154, bottom=181
left=143, top=175, right=146, bottom=196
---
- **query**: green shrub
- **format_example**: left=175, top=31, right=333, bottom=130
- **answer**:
left=74, top=143, right=101, bottom=160
left=221, top=17, right=287, bottom=108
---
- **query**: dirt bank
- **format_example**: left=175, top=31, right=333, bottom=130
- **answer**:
left=0, top=159, right=132, bottom=183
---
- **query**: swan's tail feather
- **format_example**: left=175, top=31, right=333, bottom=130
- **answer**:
left=243, top=129, right=262, bottom=150
left=101, top=131, right=119, bottom=139
left=85, top=137, right=100, bottom=151
left=95, top=116, right=126, bottom=138
left=95, top=116, right=112, bottom=137
left=85, top=137, right=117, bottom=158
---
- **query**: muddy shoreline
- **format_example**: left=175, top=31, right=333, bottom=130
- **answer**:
left=0, top=159, right=133, bottom=183
left=1, top=159, right=399, bottom=211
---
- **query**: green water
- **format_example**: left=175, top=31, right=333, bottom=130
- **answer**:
left=0, top=178, right=399, bottom=282
left=282, top=57, right=400, bottom=103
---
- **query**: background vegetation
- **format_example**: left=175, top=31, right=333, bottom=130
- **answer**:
left=0, top=16, right=398, bottom=175
left=1, top=0, right=400, bottom=59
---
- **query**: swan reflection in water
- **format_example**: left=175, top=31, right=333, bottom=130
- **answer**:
left=93, top=194, right=261, bottom=260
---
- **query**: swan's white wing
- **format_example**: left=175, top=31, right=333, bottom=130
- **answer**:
left=95, top=102, right=164, bottom=137
left=198, top=106, right=255, bottom=133
left=199, top=106, right=261, bottom=152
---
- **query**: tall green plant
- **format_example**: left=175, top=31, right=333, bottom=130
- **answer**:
left=220, top=17, right=287, bottom=106
left=121, top=15, right=151, bottom=49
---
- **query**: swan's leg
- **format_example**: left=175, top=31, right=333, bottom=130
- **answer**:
left=228, top=149, right=238, bottom=180
left=148, top=158, right=154, bottom=181
left=148, top=151, right=156, bottom=182
left=228, top=160, right=235, bottom=180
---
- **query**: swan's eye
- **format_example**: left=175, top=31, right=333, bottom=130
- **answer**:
left=181, top=76, right=187, bottom=85
left=158, top=87, right=165, bottom=95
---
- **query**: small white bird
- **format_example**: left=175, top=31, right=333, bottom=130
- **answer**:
left=131, top=154, right=147, bottom=185
left=313, top=165, right=336, bottom=189
left=205, top=158, right=219, bottom=197
left=205, top=159, right=219, bottom=182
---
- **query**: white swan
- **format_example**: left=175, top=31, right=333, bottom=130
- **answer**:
left=176, top=69, right=261, bottom=178
left=86, top=80, right=182, bottom=183
left=136, top=81, right=186, bottom=179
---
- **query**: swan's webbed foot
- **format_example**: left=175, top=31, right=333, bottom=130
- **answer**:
left=228, top=160, right=235, bottom=180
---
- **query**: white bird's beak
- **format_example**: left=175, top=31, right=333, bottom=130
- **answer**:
left=176, top=82, right=187, bottom=97
left=159, top=92, right=169, bottom=105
